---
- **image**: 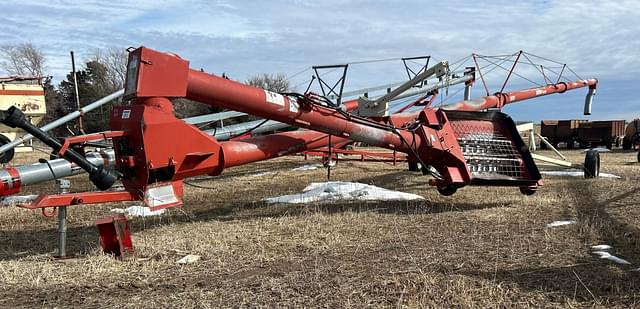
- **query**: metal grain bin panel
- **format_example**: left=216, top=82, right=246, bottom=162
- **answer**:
left=590, top=120, right=625, bottom=137
left=541, top=120, right=559, bottom=138
left=556, top=120, right=585, bottom=137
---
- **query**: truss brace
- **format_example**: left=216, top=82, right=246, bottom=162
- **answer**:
left=401, top=56, right=431, bottom=88
left=312, top=64, right=349, bottom=107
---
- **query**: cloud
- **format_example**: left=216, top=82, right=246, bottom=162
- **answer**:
left=0, top=0, right=637, bottom=121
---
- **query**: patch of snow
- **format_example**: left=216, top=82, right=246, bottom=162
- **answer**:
left=592, top=251, right=631, bottom=265
left=111, top=206, right=165, bottom=217
left=291, top=164, right=322, bottom=171
left=177, top=254, right=201, bottom=264
left=613, top=257, right=635, bottom=265
left=582, top=147, right=611, bottom=152
left=1, top=195, right=38, bottom=206
left=264, top=181, right=424, bottom=204
left=540, top=169, right=620, bottom=179
left=591, top=244, right=612, bottom=251
left=597, top=172, right=621, bottom=179
left=592, top=251, right=610, bottom=258
left=546, top=220, right=576, bottom=228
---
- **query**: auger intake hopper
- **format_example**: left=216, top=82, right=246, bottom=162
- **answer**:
left=446, top=110, right=541, bottom=187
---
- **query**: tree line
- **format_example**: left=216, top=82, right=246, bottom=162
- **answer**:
left=0, top=43, right=290, bottom=136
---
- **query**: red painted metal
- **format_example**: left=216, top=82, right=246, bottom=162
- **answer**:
left=229, top=132, right=252, bottom=141
left=499, top=51, right=522, bottom=94
left=472, top=53, right=491, bottom=96
left=118, top=46, right=597, bottom=191
left=58, top=131, right=126, bottom=157
left=183, top=71, right=470, bottom=185
left=21, top=108, right=356, bottom=210
left=21, top=191, right=139, bottom=209
left=312, top=82, right=440, bottom=164
left=96, top=213, right=134, bottom=258
left=2, top=167, right=21, bottom=196
left=13, top=47, right=597, bottom=212
left=123, top=47, right=189, bottom=99
left=19, top=129, right=350, bottom=210
left=222, top=130, right=349, bottom=168
left=439, top=79, right=598, bottom=112
left=111, top=97, right=224, bottom=189
left=396, top=90, right=438, bottom=113
left=305, top=147, right=408, bottom=164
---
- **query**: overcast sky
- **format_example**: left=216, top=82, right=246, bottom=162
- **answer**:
left=1, top=0, right=638, bottom=121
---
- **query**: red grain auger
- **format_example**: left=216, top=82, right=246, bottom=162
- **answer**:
left=0, top=47, right=597, bottom=256
left=0, top=46, right=598, bottom=208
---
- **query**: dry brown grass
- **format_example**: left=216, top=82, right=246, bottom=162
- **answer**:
left=1, top=149, right=640, bottom=308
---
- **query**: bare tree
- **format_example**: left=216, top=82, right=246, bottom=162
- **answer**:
left=246, top=73, right=290, bottom=93
left=91, top=47, right=127, bottom=92
left=0, top=42, right=46, bottom=77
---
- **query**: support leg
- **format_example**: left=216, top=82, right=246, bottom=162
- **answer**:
left=54, top=179, right=71, bottom=258
left=529, top=130, right=536, bottom=152
left=57, top=206, right=67, bottom=257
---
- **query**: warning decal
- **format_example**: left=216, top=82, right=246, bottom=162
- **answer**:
left=289, top=96, right=299, bottom=113
left=264, top=90, right=285, bottom=106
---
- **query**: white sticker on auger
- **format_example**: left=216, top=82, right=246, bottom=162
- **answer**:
left=264, top=90, right=285, bottom=106
left=122, top=109, right=131, bottom=119
left=289, top=97, right=299, bottom=113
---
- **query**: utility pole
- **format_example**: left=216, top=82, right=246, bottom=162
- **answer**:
left=70, top=51, right=84, bottom=133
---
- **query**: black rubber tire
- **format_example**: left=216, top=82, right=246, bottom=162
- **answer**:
left=0, top=134, right=15, bottom=163
left=519, top=186, right=537, bottom=196
left=637, top=151, right=640, bottom=163
left=539, top=142, right=547, bottom=150
left=408, top=161, right=420, bottom=172
left=622, top=137, right=631, bottom=150
left=437, top=185, right=457, bottom=196
left=584, top=149, right=600, bottom=178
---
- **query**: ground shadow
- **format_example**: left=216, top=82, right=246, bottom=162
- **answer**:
left=452, top=181, right=640, bottom=305
left=0, top=224, right=98, bottom=261
left=0, top=176, right=509, bottom=261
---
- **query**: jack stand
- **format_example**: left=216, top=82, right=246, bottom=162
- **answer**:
left=96, top=213, right=134, bottom=259
left=55, top=179, right=71, bottom=259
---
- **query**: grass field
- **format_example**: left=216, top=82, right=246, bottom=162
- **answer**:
left=1, top=149, right=639, bottom=308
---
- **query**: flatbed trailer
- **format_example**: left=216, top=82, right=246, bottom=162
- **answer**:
left=576, top=120, right=625, bottom=149
left=540, top=120, right=586, bottom=149
left=540, top=119, right=624, bottom=149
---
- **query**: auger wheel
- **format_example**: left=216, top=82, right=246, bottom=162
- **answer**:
left=519, top=186, right=537, bottom=196
left=436, top=185, right=457, bottom=196
left=583, top=149, right=600, bottom=178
